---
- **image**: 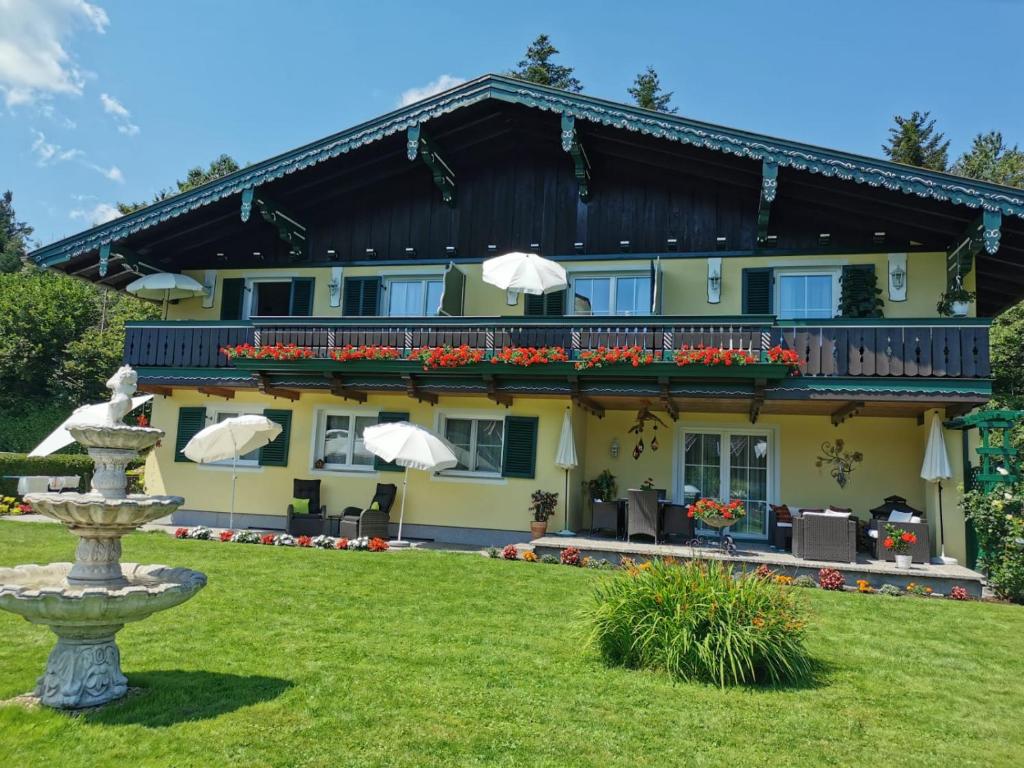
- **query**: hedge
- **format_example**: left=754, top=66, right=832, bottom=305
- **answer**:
left=0, top=452, right=95, bottom=496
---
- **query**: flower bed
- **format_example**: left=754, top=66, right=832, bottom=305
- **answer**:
left=221, top=343, right=314, bottom=361
left=171, top=527, right=390, bottom=552
left=408, top=344, right=485, bottom=370
left=329, top=344, right=400, bottom=362
left=575, top=345, right=657, bottom=370
left=490, top=346, right=568, bottom=367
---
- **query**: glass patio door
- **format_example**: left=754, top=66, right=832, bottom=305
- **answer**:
left=681, top=430, right=771, bottom=540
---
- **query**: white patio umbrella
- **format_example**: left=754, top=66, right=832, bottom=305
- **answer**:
left=182, top=415, right=282, bottom=530
left=482, top=252, right=567, bottom=304
left=362, top=422, right=458, bottom=547
left=29, top=395, right=153, bottom=457
left=126, top=272, right=206, bottom=319
left=554, top=408, right=578, bottom=537
left=921, top=411, right=956, bottom=564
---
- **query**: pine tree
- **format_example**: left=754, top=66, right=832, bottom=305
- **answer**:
left=952, top=131, right=1024, bottom=188
left=0, top=191, right=32, bottom=273
left=508, top=34, right=582, bottom=93
left=628, top=66, right=677, bottom=113
left=118, top=154, right=242, bottom=214
left=882, top=111, right=949, bottom=171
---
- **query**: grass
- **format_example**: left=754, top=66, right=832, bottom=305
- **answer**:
left=0, top=522, right=1023, bottom=767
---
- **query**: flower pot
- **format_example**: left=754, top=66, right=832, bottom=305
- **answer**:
left=950, top=300, right=970, bottom=317
left=894, top=553, right=912, bottom=570
left=530, top=521, right=548, bottom=540
left=701, top=515, right=737, bottom=529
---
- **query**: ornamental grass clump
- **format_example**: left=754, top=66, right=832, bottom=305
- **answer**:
left=584, top=559, right=811, bottom=687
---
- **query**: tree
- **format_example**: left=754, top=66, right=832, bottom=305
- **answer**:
left=0, top=191, right=32, bottom=273
left=118, top=154, right=242, bottom=214
left=508, top=34, right=582, bottom=93
left=628, top=66, right=677, bottom=113
left=882, top=111, right=949, bottom=171
left=952, top=131, right=1024, bottom=189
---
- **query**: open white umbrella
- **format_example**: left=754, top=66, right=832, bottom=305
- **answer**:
left=183, top=415, right=283, bottom=529
left=126, top=272, right=206, bottom=319
left=29, top=395, right=153, bottom=457
left=554, top=408, right=578, bottom=537
left=921, top=412, right=956, bottom=564
left=482, top=252, right=567, bottom=303
left=362, top=421, right=458, bottom=547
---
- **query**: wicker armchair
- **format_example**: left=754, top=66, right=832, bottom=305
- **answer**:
left=868, top=519, right=931, bottom=563
left=336, top=483, right=397, bottom=540
left=590, top=497, right=620, bottom=537
left=627, top=489, right=659, bottom=543
left=661, top=503, right=694, bottom=541
left=286, top=479, right=327, bottom=536
left=792, top=512, right=857, bottom=563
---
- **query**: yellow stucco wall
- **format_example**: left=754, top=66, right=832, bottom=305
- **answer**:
left=166, top=251, right=965, bottom=321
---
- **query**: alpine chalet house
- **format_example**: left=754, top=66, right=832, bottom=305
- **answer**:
left=30, top=75, right=1024, bottom=564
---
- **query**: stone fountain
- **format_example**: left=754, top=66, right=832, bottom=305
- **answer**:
left=0, top=366, right=206, bottom=709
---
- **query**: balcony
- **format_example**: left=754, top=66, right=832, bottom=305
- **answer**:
left=123, top=316, right=991, bottom=380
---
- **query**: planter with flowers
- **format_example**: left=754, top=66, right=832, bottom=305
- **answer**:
left=575, top=345, right=658, bottom=371
left=884, top=524, right=918, bottom=570
left=409, top=344, right=485, bottom=370
left=328, top=345, right=400, bottom=362
left=491, top=346, right=568, bottom=367
left=528, top=489, right=559, bottom=539
left=686, top=497, right=746, bottom=529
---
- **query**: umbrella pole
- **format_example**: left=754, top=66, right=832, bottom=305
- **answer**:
left=938, top=480, right=947, bottom=560
left=229, top=452, right=237, bottom=531
left=162, top=291, right=169, bottom=321
left=398, top=467, right=408, bottom=542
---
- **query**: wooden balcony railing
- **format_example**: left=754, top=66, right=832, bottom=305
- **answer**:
left=122, top=316, right=991, bottom=379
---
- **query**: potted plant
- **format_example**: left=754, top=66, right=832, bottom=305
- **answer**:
left=936, top=286, right=976, bottom=317
left=884, top=524, right=917, bottom=570
left=528, top=489, right=559, bottom=539
left=585, top=470, right=617, bottom=503
left=686, top=497, right=747, bottom=529
left=640, top=477, right=655, bottom=491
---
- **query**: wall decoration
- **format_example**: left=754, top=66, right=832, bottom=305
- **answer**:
left=815, top=439, right=863, bottom=488
left=887, top=253, right=907, bottom=302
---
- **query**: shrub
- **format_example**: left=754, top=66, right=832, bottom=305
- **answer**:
left=584, top=559, right=811, bottom=686
left=753, top=564, right=774, bottom=580
left=219, top=530, right=234, bottom=542
left=905, top=582, right=933, bottom=597
left=368, top=537, right=390, bottom=552
left=585, top=557, right=614, bottom=570
left=962, top=482, right=1024, bottom=602
left=486, top=546, right=500, bottom=558
left=233, top=530, right=262, bottom=544
left=0, top=452, right=94, bottom=496
left=541, top=554, right=559, bottom=565
left=311, top=535, right=335, bottom=549
left=522, top=550, right=538, bottom=562
left=334, top=537, right=349, bottom=550
left=878, top=584, right=902, bottom=597
left=260, top=534, right=276, bottom=545
left=188, top=526, right=212, bottom=540
left=174, top=527, right=189, bottom=539
left=948, top=585, right=970, bottom=601
left=856, top=579, right=875, bottom=594
left=793, top=575, right=816, bottom=588
left=502, top=544, right=519, bottom=560
left=274, top=534, right=295, bottom=547
left=774, top=575, right=794, bottom=586
left=560, top=546, right=581, bottom=566
left=297, top=536, right=313, bottom=548
left=818, top=568, right=845, bottom=591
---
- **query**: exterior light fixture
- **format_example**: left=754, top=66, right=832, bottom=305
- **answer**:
left=715, top=236, right=727, bottom=251
left=887, top=252, right=908, bottom=302
left=619, top=240, right=631, bottom=252
left=610, top=437, right=620, bottom=459
left=487, top=244, right=497, bottom=253
left=873, top=231, right=887, bottom=245
left=445, top=245, right=457, bottom=256
left=891, top=264, right=906, bottom=290
left=573, top=241, right=584, bottom=253
left=764, top=234, right=778, bottom=246
left=818, top=233, right=831, bottom=247
left=404, top=247, right=416, bottom=257
left=365, top=247, right=376, bottom=257
left=328, top=266, right=343, bottom=308
left=529, top=242, right=540, bottom=250
left=666, top=237, right=678, bottom=251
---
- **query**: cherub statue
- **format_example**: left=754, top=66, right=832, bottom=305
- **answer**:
left=66, top=365, right=138, bottom=428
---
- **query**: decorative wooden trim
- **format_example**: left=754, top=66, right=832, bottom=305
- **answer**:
left=749, top=380, right=766, bottom=424
left=406, top=124, right=456, bottom=206
left=254, top=372, right=300, bottom=401
left=484, top=375, right=513, bottom=407
left=569, top=377, right=604, bottom=418
left=830, top=401, right=864, bottom=427
left=240, top=187, right=308, bottom=259
left=197, top=386, right=235, bottom=399
left=756, top=160, right=778, bottom=245
left=658, top=379, right=679, bottom=421
left=327, top=373, right=367, bottom=403
left=137, top=384, right=173, bottom=396
left=560, top=113, right=591, bottom=202
left=403, top=374, right=437, bottom=405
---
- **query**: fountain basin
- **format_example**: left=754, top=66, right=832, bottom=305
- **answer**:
left=25, top=493, right=184, bottom=532
left=67, top=424, right=164, bottom=452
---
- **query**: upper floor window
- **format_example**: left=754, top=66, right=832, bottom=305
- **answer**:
left=233, top=277, right=314, bottom=319
left=571, top=273, right=651, bottom=316
left=776, top=270, right=839, bottom=320
left=441, top=416, right=504, bottom=477
left=252, top=281, right=292, bottom=316
left=385, top=277, right=444, bottom=317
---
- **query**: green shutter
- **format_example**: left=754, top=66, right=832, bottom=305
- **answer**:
left=501, top=415, right=538, bottom=479
left=343, top=276, right=380, bottom=317
left=290, top=278, right=314, bottom=316
left=259, top=409, right=292, bottom=467
left=742, top=268, right=773, bottom=314
left=524, top=290, right=566, bottom=316
left=220, top=278, right=245, bottom=320
left=839, top=264, right=884, bottom=318
left=174, top=407, right=207, bottom=462
left=374, top=411, right=409, bottom=471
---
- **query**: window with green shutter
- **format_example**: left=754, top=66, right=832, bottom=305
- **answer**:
left=373, top=411, right=409, bottom=471
left=741, top=268, right=774, bottom=315
left=259, top=410, right=293, bottom=467
left=289, top=278, right=314, bottom=316
left=174, top=407, right=207, bottom=462
left=501, top=415, right=538, bottom=479
left=524, top=290, right=566, bottom=316
left=220, top=278, right=245, bottom=320
left=343, top=276, right=381, bottom=316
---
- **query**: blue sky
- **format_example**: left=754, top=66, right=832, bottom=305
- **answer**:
left=4, top=0, right=1024, bottom=246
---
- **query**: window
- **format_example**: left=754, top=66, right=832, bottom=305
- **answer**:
left=571, top=274, right=651, bottom=316
left=212, top=411, right=261, bottom=466
left=385, top=278, right=443, bottom=316
left=441, top=417, right=504, bottom=476
left=776, top=270, right=839, bottom=319
left=315, top=412, right=377, bottom=471
left=252, top=281, right=292, bottom=316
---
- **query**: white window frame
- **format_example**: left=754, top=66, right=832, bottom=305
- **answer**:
left=311, top=408, right=379, bottom=474
left=774, top=268, right=841, bottom=320
left=208, top=406, right=263, bottom=467
left=568, top=271, right=651, bottom=317
left=244, top=275, right=295, bottom=319
left=435, top=411, right=506, bottom=479
left=383, top=274, right=445, bottom=317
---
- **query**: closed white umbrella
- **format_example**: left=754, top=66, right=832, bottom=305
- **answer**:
left=362, top=421, right=458, bottom=547
left=29, top=395, right=152, bottom=457
left=183, top=415, right=283, bottom=529
left=126, top=272, right=206, bottom=319
left=482, top=252, right=568, bottom=303
left=554, top=408, right=578, bottom=537
left=921, top=412, right=956, bottom=564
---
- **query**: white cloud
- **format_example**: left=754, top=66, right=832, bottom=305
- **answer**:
left=87, top=162, right=123, bottom=182
left=30, top=128, right=82, bottom=164
left=70, top=201, right=121, bottom=225
left=100, top=93, right=140, bottom=136
left=397, top=74, right=465, bottom=107
left=0, top=0, right=109, bottom=108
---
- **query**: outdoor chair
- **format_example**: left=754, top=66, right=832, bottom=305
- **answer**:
left=590, top=497, right=620, bottom=538
left=767, top=504, right=794, bottom=551
left=627, top=489, right=659, bottom=543
left=335, top=483, right=397, bottom=540
left=286, top=479, right=327, bottom=536
left=792, top=511, right=857, bottom=563
left=868, top=516, right=931, bottom=563
left=661, top=503, right=694, bottom=541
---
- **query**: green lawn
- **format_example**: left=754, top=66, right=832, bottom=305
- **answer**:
left=1, top=522, right=1022, bottom=768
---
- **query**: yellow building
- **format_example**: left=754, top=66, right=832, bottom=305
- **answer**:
left=30, top=75, right=1024, bottom=564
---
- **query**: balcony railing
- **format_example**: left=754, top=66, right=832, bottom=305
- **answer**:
left=122, top=316, right=991, bottom=379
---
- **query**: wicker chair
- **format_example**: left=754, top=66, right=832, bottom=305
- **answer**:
left=627, top=489, right=659, bottom=543
left=590, top=497, right=620, bottom=537
left=661, top=503, right=694, bottom=541
left=286, top=479, right=327, bottom=536
left=868, top=518, right=931, bottom=563
left=336, top=483, right=397, bottom=540
left=792, top=512, right=857, bottom=563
